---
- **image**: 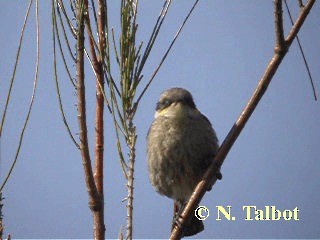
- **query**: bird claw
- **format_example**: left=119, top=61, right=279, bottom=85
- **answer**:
left=172, top=202, right=186, bottom=231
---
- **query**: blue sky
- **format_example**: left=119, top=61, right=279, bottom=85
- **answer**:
left=1, top=1, right=319, bottom=239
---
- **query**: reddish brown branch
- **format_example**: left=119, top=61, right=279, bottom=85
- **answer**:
left=285, top=0, right=315, bottom=45
left=284, top=0, right=317, bottom=101
left=76, top=0, right=101, bottom=232
left=95, top=0, right=106, bottom=197
left=82, top=0, right=106, bottom=239
left=84, top=7, right=99, bottom=72
left=92, top=0, right=106, bottom=239
left=170, top=0, right=316, bottom=239
left=274, top=0, right=285, bottom=52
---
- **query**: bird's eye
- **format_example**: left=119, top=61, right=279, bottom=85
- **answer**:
left=162, top=99, right=171, bottom=108
left=156, top=99, right=171, bottom=111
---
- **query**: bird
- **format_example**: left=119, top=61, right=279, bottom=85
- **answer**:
left=147, top=87, right=220, bottom=237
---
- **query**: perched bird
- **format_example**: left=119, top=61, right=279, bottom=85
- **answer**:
left=147, top=87, right=219, bottom=237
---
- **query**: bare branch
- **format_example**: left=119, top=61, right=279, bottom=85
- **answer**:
left=92, top=0, right=107, bottom=238
left=52, top=0, right=80, bottom=149
left=0, top=0, right=33, bottom=138
left=1, top=0, right=40, bottom=191
left=85, top=48, right=127, bottom=138
left=285, top=0, right=315, bottom=44
left=53, top=3, right=77, bottom=88
left=170, top=0, right=316, bottom=238
left=84, top=0, right=100, bottom=73
left=284, top=0, right=317, bottom=100
left=76, top=0, right=100, bottom=212
left=56, top=0, right=77, bottom=38
left=274, top=0, right=285, bottom=52
left=56, top=1, right=77, bottom=62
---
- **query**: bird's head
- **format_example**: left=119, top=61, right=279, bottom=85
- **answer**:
left=155, top=88, right=197, bottom=118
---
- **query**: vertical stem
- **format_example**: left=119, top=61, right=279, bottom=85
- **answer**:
left=95, top=0, right=105, bottom=195
left=92, top=0, right=107, bottom=239
left=274, top=0, right=285, bottom=51
left=126, top=122, right=136, bottom=240
left=93, top=209, right=105, bottom=240
left=76, top=1, right=103, bottom=239
left=0, top=192, right=3, bottom=239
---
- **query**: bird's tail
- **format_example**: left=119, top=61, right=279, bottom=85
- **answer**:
left=172, top=200, right=204, bottom=237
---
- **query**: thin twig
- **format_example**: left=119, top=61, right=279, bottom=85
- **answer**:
left=90, top=0, right=98, bottom=30
left=109, top=81, right=126, bottom=132
left=52, top=0, right=80, bottom=149
left=56, top=1, right=77, bottom=62
left=1, top=0, right=40, bottom=191
left=170, top=0, right=316, bottom=238
left=68, top=0, right=77, bottom=20
left=0, top=0, right=33, bottom=138
left=135, top=0, right=172, bottom=81
left=57, top=0, right=77, bottom=38
left=53, top=4, right=77, bottom=88
left=285, top=1, right=315, bottom=44
left=284, top=0, right=317, bottom=100
left=134, top=0, right=200, bottom=113
left=109, top=79, right=128, bottom=178
left=112, top=28, right=120, bottom=65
